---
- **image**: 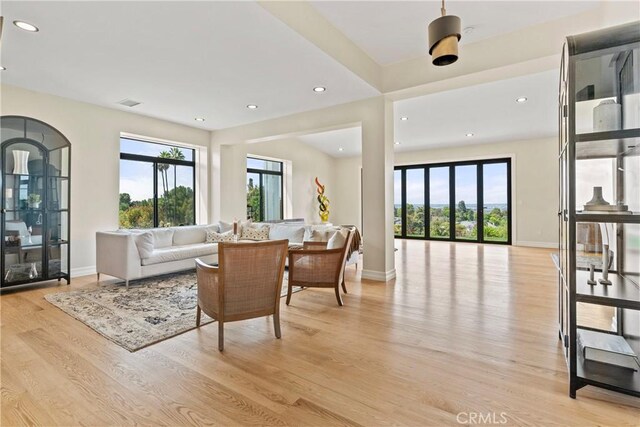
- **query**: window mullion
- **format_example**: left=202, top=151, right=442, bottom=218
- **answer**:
left=153, top=160, right=159, bottom=228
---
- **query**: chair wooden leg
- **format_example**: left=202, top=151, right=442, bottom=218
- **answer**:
left=335, top=285, right=343, bottom=306
left=341, top=279, right=348, bottom=294
left=286, top=281, right=293, bottom=305
left=196, top=305, right=201, bottom=326
left=97, top=273, right=100, bottom=282
left=274, top=312, right=281, bottom=339
left=218, top=320, right=224, bottom=351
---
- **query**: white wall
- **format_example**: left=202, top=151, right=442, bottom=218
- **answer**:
left=0, top=84, right=211, bottom=276
left=219, top=138, right=338, bottom=223
left=333, top=137, right=559, bottom=247
left=332, top=155, right=362, bottom=229
left=246, top=138, right=337, bottom=224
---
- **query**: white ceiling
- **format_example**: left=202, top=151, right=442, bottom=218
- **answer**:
left=0, top=0, right=597, bottom=142
left=395, top=70, right=559, bottom=151
left=297, top=126, right=362, bottom=158
left=311, top=1, right=601, bottom=65
left=297, top=69, right=558, bottom=156
left=0, top=1, right=379, bottom=130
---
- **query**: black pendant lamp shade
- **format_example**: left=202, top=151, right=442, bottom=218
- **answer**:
left=428, top=5, right=461, bottom=66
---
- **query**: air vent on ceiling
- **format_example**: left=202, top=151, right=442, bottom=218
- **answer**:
left=118, top=98, right=141, bottom=107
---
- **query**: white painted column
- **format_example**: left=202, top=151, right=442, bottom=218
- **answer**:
left=361, top=97, right=396, bottom=281
left=210, top=138, right=222, bottom=223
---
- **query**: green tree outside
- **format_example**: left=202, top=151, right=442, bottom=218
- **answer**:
left=395, top=201, right=507, bottom=241
left=119, top=148, right=195, bottom=229
left=246, top=177, right=261, bottom=221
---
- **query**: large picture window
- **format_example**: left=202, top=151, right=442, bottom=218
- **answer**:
left=394, top=158, right=512, bottom=244
left=119, top=137, right=196, bottom=228
left=247, top=157, right=283, bottom=222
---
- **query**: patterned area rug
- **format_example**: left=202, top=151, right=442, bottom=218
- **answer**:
left=45, top=270, right=292, bottom=352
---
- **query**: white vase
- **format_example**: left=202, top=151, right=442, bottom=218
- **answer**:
left=593, top=100, right=621, bottom=131
left=12, top=150, right=30, bottom=175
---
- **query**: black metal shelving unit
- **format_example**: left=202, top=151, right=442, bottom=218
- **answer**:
left=557, top=22, right=640, bottom=398
left=1, top=116, right=71, bottom=289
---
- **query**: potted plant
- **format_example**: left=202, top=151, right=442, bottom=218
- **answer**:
left=27, top=193, right=41, bottom=209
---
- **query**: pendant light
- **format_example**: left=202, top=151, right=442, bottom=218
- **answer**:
left=428, top=0, right=462, bottom=66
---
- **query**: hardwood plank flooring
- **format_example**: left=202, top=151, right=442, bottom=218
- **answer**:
left=1, top=240, right=639, bottom=426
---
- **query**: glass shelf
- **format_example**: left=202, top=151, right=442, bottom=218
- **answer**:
left=575, top=130, right=640, bottom=159
left=3, top=173, right=46, bottom=178
left=575, top=212, right=640, bottom=224
left=576, top=270, right=640, bottom=310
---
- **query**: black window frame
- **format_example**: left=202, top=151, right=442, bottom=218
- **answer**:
left=246, top=157, right=284, bottom=222
left=394, top=158, right=512, bottom=245
left=119, top=138, right=196, bottom=228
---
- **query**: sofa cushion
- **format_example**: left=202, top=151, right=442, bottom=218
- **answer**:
left=206, top=229, right=235, bottom=243
left=134, top=232, right=154, bottom=259
left=327, top=228, right=349, bottom=250
left=303, top=225, right=339, bottom=241
left=151, top=228, right=174, bottom=249
left=307, top=228, right=339, bottom=242
left=173, top=225, right=218, bottom=246
left=269, top=224, right=304, bottom=243
left=141, top=243, right=218, bottom=266
left=241, top=225, right=270, bottom=241
left=219, top=220, right=252, bottom=235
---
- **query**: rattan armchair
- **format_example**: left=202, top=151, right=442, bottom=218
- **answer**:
left=195, top=239, right=288, bottom=351
left=286, top=230, right=354, bottom=306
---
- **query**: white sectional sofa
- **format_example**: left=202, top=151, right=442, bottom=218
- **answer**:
left=96, top=222, right=359, bottom=288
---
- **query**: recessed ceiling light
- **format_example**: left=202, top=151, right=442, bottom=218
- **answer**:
left=338, top=147, right=344, bottom=152
left=463, top=26, right=475, bottom=35
left=395, top=141, right=401, bottom=145
left=14, top=20, right=39, bottom=32
left=194, top=117, right=205, bottom=122
left=117, top=98, right=141, bottom=108
left=466, top=133, right=474, bottom=137
left=313, top=87, right=326, bottom=93
left=0, top=66, right=5, bottom=71
left=246, top=104, right=258, bottom=109
left=400, top=117, right=408, bottom=121
left=516, top=97, right=528, bottom=103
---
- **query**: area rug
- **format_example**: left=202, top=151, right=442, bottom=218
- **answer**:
left=44, top=270, right=293, bottom=352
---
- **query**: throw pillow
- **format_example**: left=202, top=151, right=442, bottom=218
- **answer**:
left=219, top=220, right=252, bottom=235
left=327, top=228, right=349, bottom=250
left=206, top=229, right=235, bottom=243
left=151, top=228, right=174, bottom=249
left=218, top=221, right=233, bottom=233
left=134, top=232, right=154, bottom=259
left=240, top=225, right=270, bottom=241
left=308, top=229, right=338, bottom=242
left=269, top=225, right=304, bottom=243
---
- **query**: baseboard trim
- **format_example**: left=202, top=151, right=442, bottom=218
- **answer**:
left=515, top=241, right=556, bottom=249
left=71, top=265, right=97, bottom=278
left=361, top=268, right=396, bottom=282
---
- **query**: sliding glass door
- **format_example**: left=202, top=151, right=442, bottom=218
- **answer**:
left=406, top=168, right=425, bottom=238
left=454, top=164, right=478, bottom=240
left=429, top=167, right=450, bottom=239
left=395, top=158, right=511, bottom=244
left=482, top=162, right=510, bottom=243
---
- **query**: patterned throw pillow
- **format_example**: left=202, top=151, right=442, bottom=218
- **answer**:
left=206, top=229, right=235, bottom=243
left=240, top=225, right=270, bottom=241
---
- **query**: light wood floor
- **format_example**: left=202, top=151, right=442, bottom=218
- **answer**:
left=1, top=240, right=639, bottom=426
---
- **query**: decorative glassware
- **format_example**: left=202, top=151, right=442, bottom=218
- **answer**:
left=28, top=263, right=38, bottom=279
